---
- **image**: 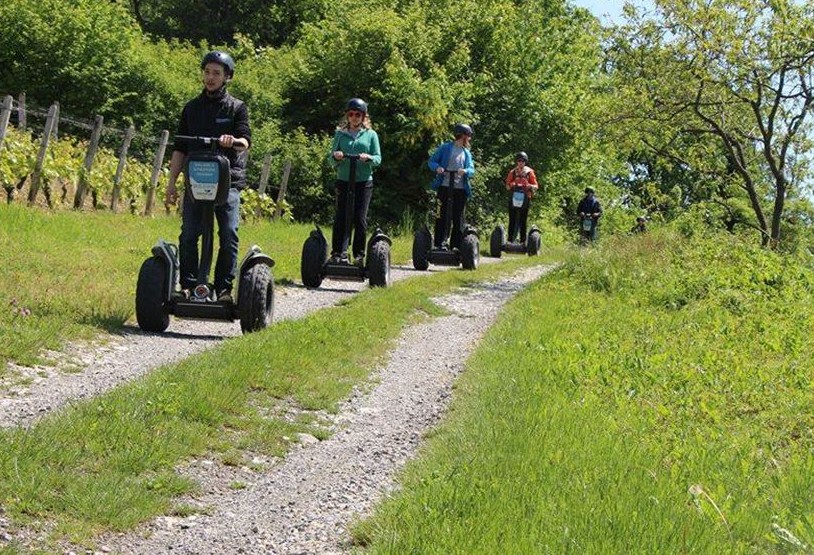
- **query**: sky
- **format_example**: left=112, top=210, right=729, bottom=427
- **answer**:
left=569, top=0, right=652, bottom=25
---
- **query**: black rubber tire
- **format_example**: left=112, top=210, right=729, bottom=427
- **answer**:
left=367, top=241, right=391, bottom=288
left=461, top=234, right=479, bottom=270
left=490, top=225, right=504, bottom=258
left=301, top=234, right=326, bottom=288
left=527, top=230, right=542, bottom=256
left=412, top=229, right=431, bottom=271
left=238, top=263, right=274, bottom=334
left=135, top=257, right=170, bottom=332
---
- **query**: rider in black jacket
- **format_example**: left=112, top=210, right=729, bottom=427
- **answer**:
left=165, top=51, right=251, bottom=303
left=577, top=186, right=602, bottom=241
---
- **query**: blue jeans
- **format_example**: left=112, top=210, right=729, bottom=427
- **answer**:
left=179, top=188, right=240, bottom=292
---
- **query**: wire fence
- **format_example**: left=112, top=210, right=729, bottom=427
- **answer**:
left=0, top=92, right=289, bottom=216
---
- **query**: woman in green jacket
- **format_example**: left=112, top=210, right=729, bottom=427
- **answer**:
left=328, top=98, right=382, bottom=265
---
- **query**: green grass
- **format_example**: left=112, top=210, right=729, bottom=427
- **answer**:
left=0, top=203, right=413, bottom=367
left=0, top=239, right=548, bottom=550
left=354, top=230, right=814, bottom=554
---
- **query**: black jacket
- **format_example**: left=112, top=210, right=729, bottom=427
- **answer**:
left=173, top=88, right=252, bottom=189
left=577, top=195, right=602, bottom=218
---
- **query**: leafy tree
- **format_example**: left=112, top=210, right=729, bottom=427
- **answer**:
left=608, top=0, right=814, bottom=248
left=274, top=0, right=612, bottom=229
left=124, top=0, right=330, bottom=47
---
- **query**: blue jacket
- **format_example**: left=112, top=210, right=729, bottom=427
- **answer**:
left=428, top=141, right=475, bottom=198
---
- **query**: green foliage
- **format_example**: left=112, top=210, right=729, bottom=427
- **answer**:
left=0, top=128, right=36, bottom=202
left=125, top=0, right=331, bottom=48
left=0, top=0, right=139, bottom=119
left=0, top=0, right=624, bottom=229
left=239, top=188, right=293, bottom=222
left=249, top=122, right=333, bottom=224
left=563, top=225, right=814, bottom=313
left=606, top=0, right=814, bottom=246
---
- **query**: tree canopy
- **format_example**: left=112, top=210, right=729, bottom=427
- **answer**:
left=606, top=0, right=814, bottom=248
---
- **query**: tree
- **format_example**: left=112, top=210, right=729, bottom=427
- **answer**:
left=608, top=0, right=814, bottom=247
left=124, top=0, right=330, bottom=47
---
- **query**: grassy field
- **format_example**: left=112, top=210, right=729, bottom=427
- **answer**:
left=0, top=203, right=550, bottom=552
left=0, top=203, right=413, bottom=367
left=354, top=230, right=814, bottom=554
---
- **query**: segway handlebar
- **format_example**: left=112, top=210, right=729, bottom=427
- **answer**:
left=174, top=135, right=222, bottom=146
left=335, top=152, right=361, bottom=160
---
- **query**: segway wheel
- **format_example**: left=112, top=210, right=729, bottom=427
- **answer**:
left=412, top=228, right=432, bottom=271
left=490, top=225, right=504, bottom=258
left=461, top=234, right=479, bottom=270
left=135, top=257, right=170, bottom=332
left=368, top=241, right=392, bottom=288
left=301, top=234, right=327, bottom=288
left=527, top=230, right=542, bottom=256
left=239, top=263, right=274, bottom=334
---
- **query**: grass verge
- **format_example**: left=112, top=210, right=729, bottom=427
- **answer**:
left=354, top=231, right=814, bottom=553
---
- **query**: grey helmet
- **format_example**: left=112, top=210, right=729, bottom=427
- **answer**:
left=201, top=51, right=235, bottom=79
left=347, top=98, right=368, bottom=113
left=453, top=123, right=473, bottom=138
left=516, top=151, right=529, bottom=163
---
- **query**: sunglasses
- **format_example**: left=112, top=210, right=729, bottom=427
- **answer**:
left=347, top=111, right=364, bottom=118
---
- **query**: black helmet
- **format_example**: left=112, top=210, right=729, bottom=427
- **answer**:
left=516, top=151, right=529, bottom=163
left=453, top=123, right=473, bottom=138
left=347, top=98, right=368, bottom=114
left=585, top=186, right=595, bottom=194
left=201, top=51, right=235, bottom=78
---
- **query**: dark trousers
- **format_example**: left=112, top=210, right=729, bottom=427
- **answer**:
left=332, top=180, right=373, bottom=257
left=179, top=187, right=240, bottom=292
left=508, top=198, right=530, bottom=243
left=434, top=187, right=467, bottom=249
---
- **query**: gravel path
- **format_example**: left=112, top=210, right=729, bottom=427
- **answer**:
left=0, top=263, right=463, bottom=429
left=96, top=264, right=552, bottom=555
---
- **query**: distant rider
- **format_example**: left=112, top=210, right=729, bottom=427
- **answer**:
left=428, top=123, right=476, bottom=250
left=577, top=186, right=602, bottom=242
left=504, top=151, right=538, bottom=243
left=630, top=216, right=648, bottom=234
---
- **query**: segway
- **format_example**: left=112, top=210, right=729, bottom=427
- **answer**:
left=489, top=185, right=542, bottom=257
left=135, top=136, right=275, bottom=334
left=301, top=153, right=392, bottom=288
left=489, top=224, right=542, bottom=257
left=412, top=170, right=479, bottom=271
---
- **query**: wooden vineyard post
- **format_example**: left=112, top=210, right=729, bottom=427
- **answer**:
left=17, top=93, right=26, bottom=130
left=27, top=102, right=58, bottom=205
left=258, top=153, right=272, bottom=195
left=0, top=95, right=12, bottom=147
left=110, top=125, right=135, bottom=212
left=275, top=160, right=292, bottom=220
left=144, top=130, right=169, bottom=216
left=73, top=115, right=104, bottom=209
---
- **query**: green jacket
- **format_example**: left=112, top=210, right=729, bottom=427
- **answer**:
left=328, top=127, right=382, bottom=183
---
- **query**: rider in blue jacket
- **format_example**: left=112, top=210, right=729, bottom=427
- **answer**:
left=428, top=123, right=475, bottom=250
